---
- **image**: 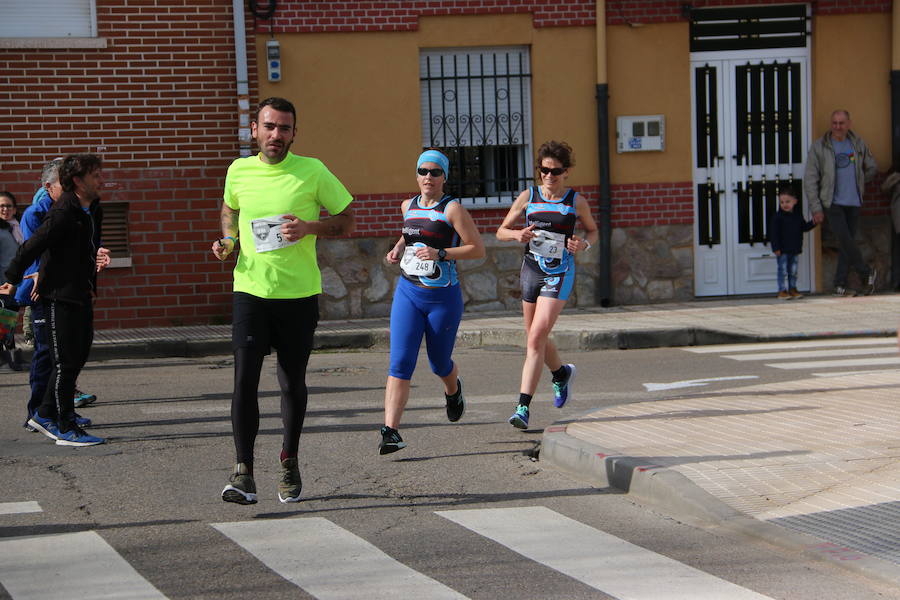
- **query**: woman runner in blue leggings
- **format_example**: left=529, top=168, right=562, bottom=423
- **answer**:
left=379, top=150, right=485, bottom=454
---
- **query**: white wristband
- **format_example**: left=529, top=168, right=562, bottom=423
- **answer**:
left=584, top=240, right=592, bottom=250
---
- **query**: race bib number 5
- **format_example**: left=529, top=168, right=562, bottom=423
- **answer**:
left=529, top=230, right=566, bottom=259
left=251, top=216, right=298, bottom=253
left=401, top=246, right=435, bottom=277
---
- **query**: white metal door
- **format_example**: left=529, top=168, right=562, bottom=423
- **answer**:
left=692, top=51, right=812, bottom=296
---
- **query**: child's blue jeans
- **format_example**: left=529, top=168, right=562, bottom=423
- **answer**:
left=776, top=253, right=799, bottom=292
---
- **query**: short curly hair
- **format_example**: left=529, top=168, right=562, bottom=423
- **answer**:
left=59, top=154, right=102, bottom=193
left=535, top=140, right=575, bottom=170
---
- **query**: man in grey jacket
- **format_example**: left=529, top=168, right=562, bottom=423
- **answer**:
left=803, top=109, right=878, bottom=296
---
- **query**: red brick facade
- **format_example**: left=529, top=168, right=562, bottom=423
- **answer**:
left=261, top=0, right=891, bottom=34
left=0, top=1, right=258, bottom=329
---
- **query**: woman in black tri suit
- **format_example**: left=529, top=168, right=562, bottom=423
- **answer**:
left=379, top=150, right=485, bottom=454
left=496, top=141, right=599, bottom=429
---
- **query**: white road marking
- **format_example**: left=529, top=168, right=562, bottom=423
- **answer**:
left=0, top=531, right=167, bottom=599
left=141, top=395, right=516, bottom=415
left=0, top=502, right=41, bottom=515
left=643, top=376, right=758, bottom=391
left=684, top=337, right=897, bottom=353
left=813, top=369, right=900, bottom=377
left=437, top=507, right=773, bottom=599
left=212, top=519, right=468, bottom=600
left=141, top=404, right=229, bottom=414
left=723, top=347, right=897, bottom=361
left=767, top=357, right=900, bottom=370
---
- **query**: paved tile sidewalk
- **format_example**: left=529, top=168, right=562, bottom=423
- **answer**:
left=544, top=368, right=900, bottom=587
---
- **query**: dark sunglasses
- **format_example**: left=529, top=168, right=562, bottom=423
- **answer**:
left=416, top=167, right=444, bottom=177
left=0, top=204, right=14, bottom=209
left=539, top=166, right=566, bottom=176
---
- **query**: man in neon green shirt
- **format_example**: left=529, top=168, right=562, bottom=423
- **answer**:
left=212, top=97, right=354, bottom=505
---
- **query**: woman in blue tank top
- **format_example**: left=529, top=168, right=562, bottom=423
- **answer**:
left=496, top=141, right=599, bottom=430
left=378, top=150, right=485, bottom=454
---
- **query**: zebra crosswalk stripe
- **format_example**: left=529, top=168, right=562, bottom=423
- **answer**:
left=684, top=337, right=897, bottom=353
left=767, top=356, right=900, bottom=370
left=0, top=531, right=167, bottom=600
left=212, top=518, right=469, bottom=600
left=0, top=501, right=41, bottom=515
left=723, top=347, right=897, bottom=361
left=437, top=506, right=773, bottom=600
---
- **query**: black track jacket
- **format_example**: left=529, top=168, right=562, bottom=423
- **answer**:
left=4, top=191, right=103, bottom=305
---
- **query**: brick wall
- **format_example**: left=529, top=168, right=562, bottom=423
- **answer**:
left=0, top=0, right=258, bottom=329
left=261, top=0, right=890, bottom=34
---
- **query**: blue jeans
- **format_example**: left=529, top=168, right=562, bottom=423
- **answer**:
left=776, top=253, right=799, bottom=292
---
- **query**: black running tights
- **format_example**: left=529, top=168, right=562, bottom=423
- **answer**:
left=231, top=343, right=314, bottom=468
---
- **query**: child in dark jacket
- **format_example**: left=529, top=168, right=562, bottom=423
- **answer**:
left=769, top=186, right=817, bottom=299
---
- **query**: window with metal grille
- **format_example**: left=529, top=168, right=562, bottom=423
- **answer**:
left=420, top=46, right=533, bottom=207
left=0, top=0, right=96, bottom=38
left=689, top=4, right=808, bottom=53
left=101, top=201, right=131, bottom=268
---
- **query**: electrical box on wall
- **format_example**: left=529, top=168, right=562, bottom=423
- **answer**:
left=616, top=115, right=665, bottom=153
left=266, top=40, right=281, bottom=82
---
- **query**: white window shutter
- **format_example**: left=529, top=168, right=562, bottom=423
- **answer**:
left=0, top=0, right=95, bottom=38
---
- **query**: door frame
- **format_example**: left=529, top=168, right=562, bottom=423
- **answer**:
left=690, top=46, right=814, bottom=297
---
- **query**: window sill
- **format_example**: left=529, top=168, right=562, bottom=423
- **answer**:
left=0, top=37, right=107, bottom=49
left=459, top=197, right=515, bottom=210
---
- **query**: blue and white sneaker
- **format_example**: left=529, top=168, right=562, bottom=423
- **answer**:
left=27, top=414, right=59, bottom=441
left=508, top=404, right=529, bottom=430
left=552, top=364, right=576, bottom=408
left=73, top=389, right=97, bottom=408
left=74, top=412, right=92, bottom=427
left=55, top=426, right=105, bottom=447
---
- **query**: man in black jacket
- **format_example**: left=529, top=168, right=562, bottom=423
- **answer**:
left=0, top=154, right=106, bottom=446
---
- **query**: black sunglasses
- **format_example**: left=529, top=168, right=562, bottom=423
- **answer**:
left=417, top=167, right=444, bottom=177
left=539, top=166, right=566, bottom=176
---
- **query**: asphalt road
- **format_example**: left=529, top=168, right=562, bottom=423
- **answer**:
left=1, top=345, right=897, bottom=599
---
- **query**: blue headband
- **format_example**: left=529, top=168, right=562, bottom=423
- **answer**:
left=417, top=150, right=450, bottom=180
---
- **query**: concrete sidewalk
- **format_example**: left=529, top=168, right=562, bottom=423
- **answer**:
left=86, top=292, right=900, bottom=586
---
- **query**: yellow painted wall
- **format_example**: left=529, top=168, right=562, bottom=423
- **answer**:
left=607, top=23, right=692, bottom=183
left=256, top=12, right=891, bottom=192
left=255, top=14, right=601, bottom=193
left=809, top=13, right=891, bottom=165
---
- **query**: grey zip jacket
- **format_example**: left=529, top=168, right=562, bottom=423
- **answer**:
left=803, top=130, right=877, bottom=215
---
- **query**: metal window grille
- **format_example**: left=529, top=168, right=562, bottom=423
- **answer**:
left=689, top=4, right=809, bottom=53
left=420, top=47, right=533, bottom=207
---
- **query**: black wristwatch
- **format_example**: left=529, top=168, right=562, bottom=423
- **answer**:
left=437, top=248, right=447, bottom=260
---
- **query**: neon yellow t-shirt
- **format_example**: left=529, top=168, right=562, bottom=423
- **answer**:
left=223, top=152, right=353, bottom=299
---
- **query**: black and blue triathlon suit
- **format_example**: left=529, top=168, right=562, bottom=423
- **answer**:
left=520, top=186, right=578, bottom=302
left=389, top=194, right=463, bottom=380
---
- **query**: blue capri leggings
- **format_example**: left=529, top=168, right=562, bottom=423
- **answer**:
left=389, top=277, right=463, bottom=380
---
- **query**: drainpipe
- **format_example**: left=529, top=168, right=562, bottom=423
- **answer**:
left=595, top=0, right=612, bottom=306
left=233, top=0, right=253, bottom=157
left=892, top=2, right=900, bottom=169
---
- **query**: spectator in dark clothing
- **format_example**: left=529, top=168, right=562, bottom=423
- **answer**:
left=0, top=154, right=107, bottom=447
left=770, top=186, right=817, bottom=300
